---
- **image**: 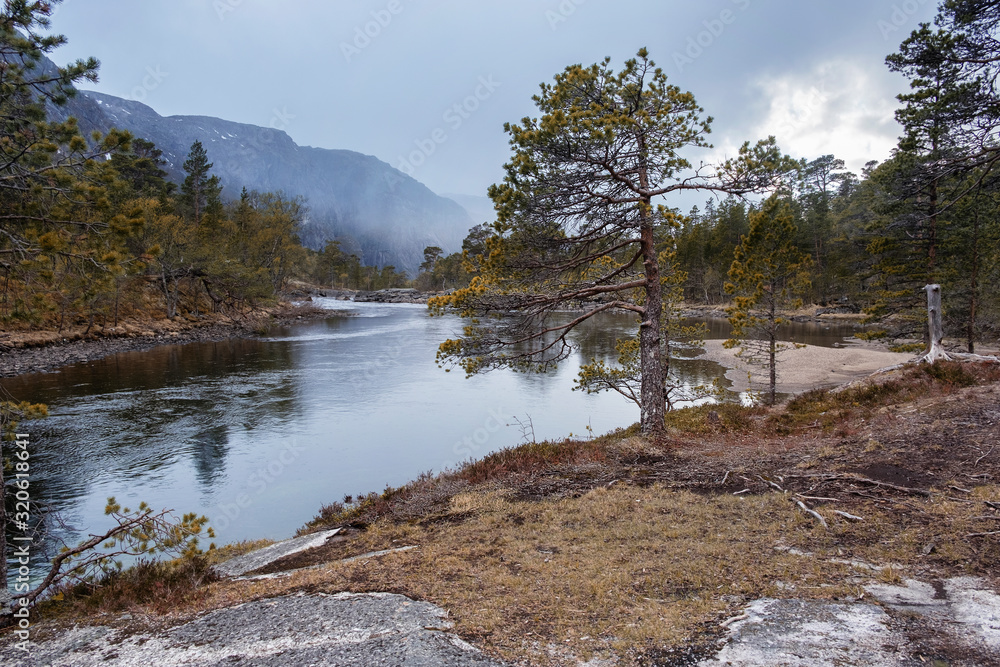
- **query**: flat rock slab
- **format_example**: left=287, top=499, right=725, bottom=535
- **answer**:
left=866, top=576, right=1000, bottom=653
left=1, top=592, right=510, bottom=667
left=211, top=528, right=341, bottom=578
left=699, top=598, right=909, bottom=666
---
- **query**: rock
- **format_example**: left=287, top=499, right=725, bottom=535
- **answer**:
left=866, top=577, right=1000, bottom=653
left=354, top=288, right=432, bottom=304
left=0, top=593, right=510, bottom=666
left=701, top=578, right=1000, bottom=666
left=702, top=599, right=906, bottom=666
left=212, top=529, right=343, bottom=578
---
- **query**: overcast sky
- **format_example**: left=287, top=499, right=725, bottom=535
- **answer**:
left=48, top=0, right=939, bottom=200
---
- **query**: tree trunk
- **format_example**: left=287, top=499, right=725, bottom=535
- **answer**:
left=968, top=209, right=979, bottom=353
left=768, top=285, right=777, bottom=405
left=161, top=272, right=176, bottom=319
left=924, top=283, right=949, bottom=362
left=638, top=211, right=665, bottom=438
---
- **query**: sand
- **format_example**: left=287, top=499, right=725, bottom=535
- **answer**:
left=696, top=339, right=916, bottom=395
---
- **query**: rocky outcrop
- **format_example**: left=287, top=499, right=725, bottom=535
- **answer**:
left=353, top=288, right=435, bottom=304
left=0, top=592, right=510, bottom=666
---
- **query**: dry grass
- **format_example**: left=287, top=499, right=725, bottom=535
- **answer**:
left=302, top=486, right=855, bottom=663
left=186, top=478, right=1000, bottom=665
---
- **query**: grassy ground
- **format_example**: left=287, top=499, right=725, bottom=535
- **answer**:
left=23, top=361, right=1000, bottom=666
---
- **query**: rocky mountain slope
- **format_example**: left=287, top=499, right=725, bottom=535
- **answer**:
left=47, top=87, right=474, bottom=275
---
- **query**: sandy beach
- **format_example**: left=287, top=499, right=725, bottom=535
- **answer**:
left=696, top=339, right=916, bottom=394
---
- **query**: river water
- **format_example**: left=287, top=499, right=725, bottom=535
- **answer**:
left=2, top=300, right=858, bottom=576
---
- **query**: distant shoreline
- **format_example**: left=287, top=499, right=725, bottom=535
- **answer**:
left=0, top=302, right=334, bottom=379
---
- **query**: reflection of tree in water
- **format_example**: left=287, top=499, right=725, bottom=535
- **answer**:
left=190, top=423, right=230, bottom=485
left=568, top=312, right=638, bottom=365
left=0, top=338, right=306, bottom=546
left=2, top=450, right=100, bottom=590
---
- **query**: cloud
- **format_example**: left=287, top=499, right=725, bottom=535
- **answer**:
left=742, top=60, right=903, bottom=173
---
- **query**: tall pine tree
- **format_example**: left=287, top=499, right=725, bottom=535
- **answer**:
left=725, top=195, right=810, bottom=405
left=179, top=141, right=222, bottom=226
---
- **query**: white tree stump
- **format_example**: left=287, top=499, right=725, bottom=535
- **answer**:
left=921, top=284, right=951, bottom=363
left=913, top=284, right=998, bottom=364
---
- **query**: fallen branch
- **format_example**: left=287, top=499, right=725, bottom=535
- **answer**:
left=758, top=475, right=784, bottom=492
left=832, top=510, right=864, bottom=522
left=947, top=351, right=1000, bottom=363
left=795, top=500, right=828, bottom=529
left=966, top=531, right=1000, bottom=538
left=975, top=446, right=996, bottom=467
left=788, top=473, right=931, bottom=497
left=720, top=612, right=750, bottom=628
left=794, top=494, right=840, bottom=503
left=949, top=486, right=973, bottom=494
left=848, top=491, right=885, bottom=501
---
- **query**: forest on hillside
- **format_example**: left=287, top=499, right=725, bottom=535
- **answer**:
left=0, top=4, right=418, bottom=333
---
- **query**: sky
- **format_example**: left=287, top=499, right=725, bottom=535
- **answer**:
left=46, top=0, right=940, bottom=201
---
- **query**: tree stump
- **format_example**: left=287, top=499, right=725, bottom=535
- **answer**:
left=922, top=284, right=951, bottom=363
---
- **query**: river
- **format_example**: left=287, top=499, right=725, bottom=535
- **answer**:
left=2, top=299, right=859, bottom=578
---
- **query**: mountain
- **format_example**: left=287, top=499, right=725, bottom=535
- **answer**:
left=441, top=193, right=497, bottom=228
left=46, top=89, right=475, bottom=275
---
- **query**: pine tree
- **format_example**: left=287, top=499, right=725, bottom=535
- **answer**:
left=419, top=246, right=443, bottom=274
left=725, top=195, right=810, bottom=405
left=431, top=49, right=793, bottom=437
left=0, top=1, right=129, bottom=262
left=179, top=141, right=222, bottom=226
left=798, top=155, right=847, bottom=303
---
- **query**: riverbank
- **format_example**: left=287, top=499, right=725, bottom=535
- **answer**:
left=8, top=360, right=1000, bottom=666
left=0, top=302, right=333, bottom=378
